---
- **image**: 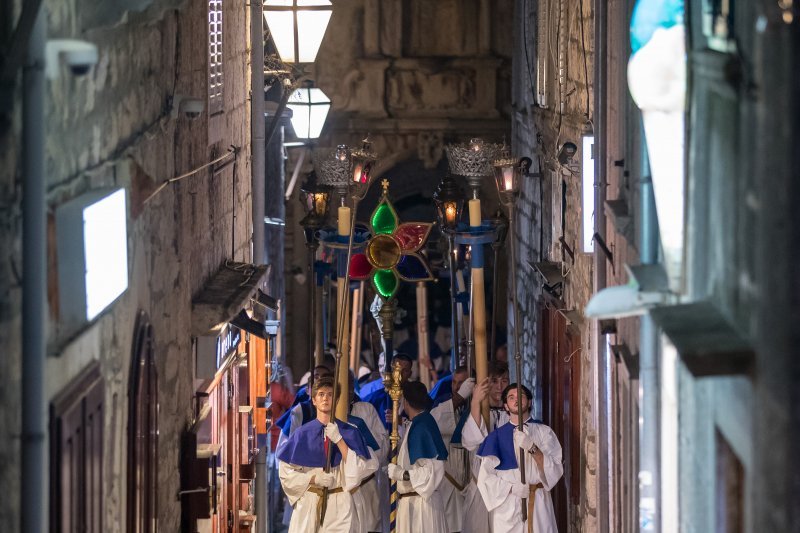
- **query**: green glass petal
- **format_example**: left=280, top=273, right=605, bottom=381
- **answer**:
left=372, top=269, right=398, bottom=299
left=371, top=203, right=397, bottom=235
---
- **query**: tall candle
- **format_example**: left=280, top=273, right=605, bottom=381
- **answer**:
left=338, top=205, right=351, bottom=236
left=468, top=198, right=481, bottom=227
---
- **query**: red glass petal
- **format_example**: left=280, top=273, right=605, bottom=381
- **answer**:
left=349, top=253, right=373, bottom=280
left=394, top=222, right=432, bottom=253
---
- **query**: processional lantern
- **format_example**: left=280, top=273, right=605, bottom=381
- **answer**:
left=298, top=171, right=331, bottom=232
left=433, top=174, right=465, bottom=232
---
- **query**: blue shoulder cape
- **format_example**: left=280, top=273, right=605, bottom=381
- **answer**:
left=348, top=414, right=379, bottom=451
left=291, top=385, right=309, bottom=407
left=449, top=407, right=470, bottom=445
left=363, top=387, right=392, bottom=430
left=276, top=418, right=370, bottom=468
left=277, top=401, right=315, bottom=436
left=359, top=377, right=385, bottom=399
left=429, top=374, right=453, bottom=408
left=407, top=411, right=448, bottom=464
left=476, top=418, right=541, bottom=470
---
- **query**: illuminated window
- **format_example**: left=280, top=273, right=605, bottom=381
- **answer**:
left=208, top=0, right=224, bottom=115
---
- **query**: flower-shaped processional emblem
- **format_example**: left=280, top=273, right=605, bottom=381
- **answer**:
left=349, top=180, right=434, bottom=300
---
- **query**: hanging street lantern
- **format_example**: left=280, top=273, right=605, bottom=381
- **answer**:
left=492, top=144, right=532, bottom=206
left=287, top=81, right=331, bottom=139
left=263, top=0, right=333, bottom=64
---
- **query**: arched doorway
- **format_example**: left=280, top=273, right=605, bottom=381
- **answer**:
left=127, top=311, right=159, bottom=533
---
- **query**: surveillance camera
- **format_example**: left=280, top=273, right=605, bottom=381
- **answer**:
left=45, top=39, right=99, bottom=79
left=557, top=142, right=578, bottom=165
left=180, top=98, right=205, bottom=120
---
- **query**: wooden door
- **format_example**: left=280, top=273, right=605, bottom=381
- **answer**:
left=540, top=307, right=581, bottom=531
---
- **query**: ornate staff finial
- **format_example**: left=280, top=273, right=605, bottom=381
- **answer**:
left=381, top=179, right=390, bottom=195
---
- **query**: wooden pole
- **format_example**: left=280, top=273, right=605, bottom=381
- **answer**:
left=416, top=282, right=431, bottom=389
left=350, top=281, right=365, bottom=374
left=334, top=204, right=352, bottom=420
left=468, top=198, right=490, bottom=426
left=508, top=203, right=528, bottom=521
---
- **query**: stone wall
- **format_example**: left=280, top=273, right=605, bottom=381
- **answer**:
left=511, top=0, right=598, bottom=530
left=0, top=0, right=253, bottom=529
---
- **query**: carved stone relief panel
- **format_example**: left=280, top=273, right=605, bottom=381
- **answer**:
left=385, top=58, right=501, bottom=118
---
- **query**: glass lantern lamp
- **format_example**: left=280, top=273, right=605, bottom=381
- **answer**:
left=287, top=81, right=331, bottom=139
left=433, top=174, right=465, bottom=233
left=264, top=0, right=333, bottom=64
left=348, top=136, right=378, bottom=200
left=299, top=171, right=331, bottom=234
left=492, top=146, right=520, bottom=205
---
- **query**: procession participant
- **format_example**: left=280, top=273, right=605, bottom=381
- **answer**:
left=476, top=384, right=563, bottom=533
left=430, top=366, right=474, bottom=532
left=276, top=365, right=334, bottom=439
left=458, top=360, right=511, bottom=532
left=387, top=380, right=449, bottom=533
left=348, top=373, right=387, bottom=533
left=277, top=377, right=375, bottom=532
left=362, top=353, right=413, bottom=430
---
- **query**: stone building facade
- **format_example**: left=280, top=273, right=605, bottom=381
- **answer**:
left=282, top=0, right=515, bottom=380
left=0, top=0, right=254, bottom=530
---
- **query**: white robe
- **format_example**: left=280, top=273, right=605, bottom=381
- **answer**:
left=394, top=420, right=448, bottom=533
left=430, top=399, right=469, bottom=533
left=279, top=447, right=376, bottom=533
left=459, top=409, right=510, bottom=533
left=351, top=402, right=389, bottom=532
left=476, top=422, right=563, bottom=533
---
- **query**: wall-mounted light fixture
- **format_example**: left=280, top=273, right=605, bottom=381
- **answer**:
left=287, top=80, right=331, bottom=139
left=56, top=188, right=129, bottom=331
left=264, top=0, right=333, bottom=64
left=582, top=130, right=595, bottom=253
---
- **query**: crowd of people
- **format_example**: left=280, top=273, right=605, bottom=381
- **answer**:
left=272, top=350, right=563, bottom=533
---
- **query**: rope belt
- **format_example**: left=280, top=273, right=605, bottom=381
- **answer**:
left=397, top=491, right=419, bottom=499
left=526, top=483, right=544, bottom=533
left=308, top=485, right=344, bottom=496
left=350, top=473, right=376, bottom=495
left=444, top=471, right=467, bottom=492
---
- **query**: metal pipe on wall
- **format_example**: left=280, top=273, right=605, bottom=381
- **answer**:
left=593, top=0, right=610, bottom=530
left=251, top=1, right=265, bottom=265
left=22, top=9, right=46, bottom=533
left=249, top=3, right=268, bottom=532
left=639, top=131, right=660, bottom=533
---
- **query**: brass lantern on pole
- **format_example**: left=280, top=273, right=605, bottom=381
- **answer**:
left=433, top=174, right=465, bottom=373
left=492, top=144, right=534, bottom=521
left=299, top=172, right=331, bottom=368
left=349, top=136, right=378, bottom=200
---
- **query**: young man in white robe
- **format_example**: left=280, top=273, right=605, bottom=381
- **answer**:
left=476, top=384, right=563, bottom=533
left=458, top=360, right=511, bottom=533
left=386, top=380, right=449, bottom=533
left=278, top=377, right=377, bottom=532
left=429, top=366, right=475, bottom=533
left=349, top=376, right=389, bottom=532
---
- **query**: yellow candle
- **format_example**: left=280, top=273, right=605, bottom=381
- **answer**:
left=338, top=205, right=351, bottom=236
left=468, top=198, right=482, bottom=227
